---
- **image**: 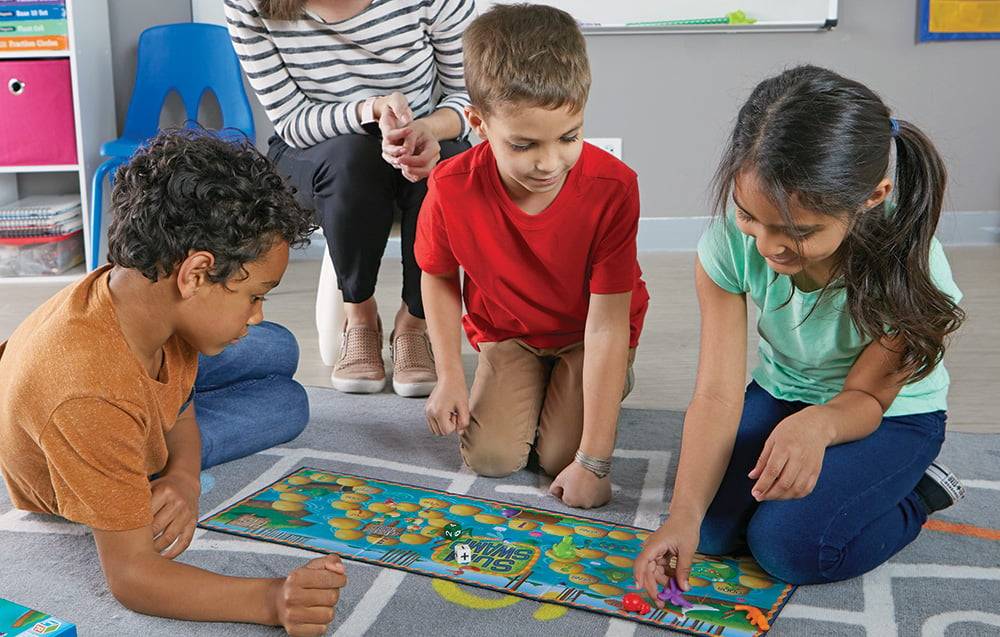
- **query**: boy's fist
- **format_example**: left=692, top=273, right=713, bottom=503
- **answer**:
left=271, top=555, right=347, bottom=637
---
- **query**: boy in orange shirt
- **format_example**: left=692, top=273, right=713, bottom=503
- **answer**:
left=0, top=130, right=345, bottom=635
left=417, top=5, right=648, bottom=509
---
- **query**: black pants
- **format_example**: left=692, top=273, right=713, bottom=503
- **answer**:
left=268, top=133, right=470, bottom=318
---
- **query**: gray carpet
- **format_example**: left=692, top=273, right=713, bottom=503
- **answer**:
left=1, top=387, right=999, bottom=636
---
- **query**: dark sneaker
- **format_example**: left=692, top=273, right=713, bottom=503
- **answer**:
left=915, top=461, right=966, bottom=514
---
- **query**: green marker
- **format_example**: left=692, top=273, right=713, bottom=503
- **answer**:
left=627, top=10, right=756, bottom=27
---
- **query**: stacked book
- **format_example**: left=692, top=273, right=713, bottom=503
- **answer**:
left=0, top=194, right=81, bottom=238
left=0, top=0, right=67, bottom=53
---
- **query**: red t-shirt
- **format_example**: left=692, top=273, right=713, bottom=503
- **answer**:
left=415, top=142, right=649, bottom=350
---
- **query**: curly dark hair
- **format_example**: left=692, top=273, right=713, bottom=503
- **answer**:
left=107, top=127, right=316, bottom=283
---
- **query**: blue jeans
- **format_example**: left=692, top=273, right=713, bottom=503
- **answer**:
left=194, top=322, right=309, bottom=469
left=698, top=381, right=945, bottom=585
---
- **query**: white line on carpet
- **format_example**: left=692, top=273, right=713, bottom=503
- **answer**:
left=965, top=479, right=1000, bottom=491
left=922, top=610, right=1000, bottom=636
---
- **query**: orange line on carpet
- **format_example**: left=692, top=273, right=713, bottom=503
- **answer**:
left=924, top=519, right=1000, bottom=541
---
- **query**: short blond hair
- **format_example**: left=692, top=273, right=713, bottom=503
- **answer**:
left=463, top=4, right=591, bottom=115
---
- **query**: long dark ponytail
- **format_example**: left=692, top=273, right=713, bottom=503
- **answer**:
left=712, top=65, right=964, bottom=381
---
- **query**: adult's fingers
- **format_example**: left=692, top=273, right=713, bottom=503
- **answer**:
left=748, top=436, right=774, bottom=480
left=674, top=545, right=695, bottom=591
left=293, top=566, right=348, bottom=590
left=760, top=460, right=801, bottom=501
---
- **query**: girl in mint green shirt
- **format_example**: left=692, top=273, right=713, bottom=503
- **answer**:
left=635, top=66, right=966, bottom=593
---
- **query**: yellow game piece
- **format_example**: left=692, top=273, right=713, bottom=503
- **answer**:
left=449, top=504, right=482, bottom=517
left=330, top=500, right=360, bottom=511
left=507, top=519, right=537, bottom=531
left=340, top=493, right=370, bottom=503
left=336, top=477, right=366, bottom=487
left=419, top=497, right=448, bottom=509
left=605, top=555, right=634, bottom=568
left=328, top=517, right=363, bottom=530
left=395, top=502, right=421, bottom=512
left=573, top=525, right=607, bottom=538
left=271, top=500, right=304, bottom=512
left=474, top=514, right=506, bottom=525
left=400, top=533, right=432, bottom=545
left=607, top=530, right=634, bottom=541
left=278, top=492, right=309, bottom=503
left=540, top=524, right=574, bottom=536
left=588, top=583, right=623, bottom=597
left=334, top=529, right=364, bottom=541
left=549, top=561, right=584, bottom=575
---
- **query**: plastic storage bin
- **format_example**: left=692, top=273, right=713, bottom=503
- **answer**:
left=0, top=59, right=77, bottom=166
left=0, top=231, right=83, bottom=276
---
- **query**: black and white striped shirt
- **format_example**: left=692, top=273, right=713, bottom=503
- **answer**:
left=224, top=0, right=474, bottom=148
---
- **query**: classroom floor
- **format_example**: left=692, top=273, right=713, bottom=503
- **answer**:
left=1, top=246, right=998, bottom=433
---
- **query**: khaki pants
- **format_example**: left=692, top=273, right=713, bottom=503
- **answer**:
left=460, top=339, right=635, bottom=478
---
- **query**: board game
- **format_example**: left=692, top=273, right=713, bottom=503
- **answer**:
left=0, top=598, right=76, bottom=636
left=199, top=468, right=795, bottom=636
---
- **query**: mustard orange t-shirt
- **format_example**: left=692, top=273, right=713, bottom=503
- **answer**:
left=0, top=266, right=198, bottom=531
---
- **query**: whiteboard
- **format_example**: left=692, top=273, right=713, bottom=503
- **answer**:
left=486, top=0, right=838, bottom=34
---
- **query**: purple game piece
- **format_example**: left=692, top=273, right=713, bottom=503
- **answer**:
left=658, top=578, right=693, bottom=609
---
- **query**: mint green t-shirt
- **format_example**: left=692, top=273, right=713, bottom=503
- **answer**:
left=696, top=215, right=962, bottom=417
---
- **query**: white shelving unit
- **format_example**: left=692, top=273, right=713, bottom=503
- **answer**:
left=0, top=0, right=117, bottom=283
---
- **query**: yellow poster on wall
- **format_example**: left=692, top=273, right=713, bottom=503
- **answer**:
left=921, top=0, right=1000, bottom=39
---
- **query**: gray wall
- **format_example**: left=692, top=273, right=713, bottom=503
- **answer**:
left=107, top=0, right=192, bottom=131
left=584, top=0, right=1000, bottom=217
left=113, top=0, right=1000, bottom=218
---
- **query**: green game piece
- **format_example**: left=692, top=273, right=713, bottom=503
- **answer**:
left=552, top=536, right=577, bottom=560
left=443, top=523, right=464, bottom=539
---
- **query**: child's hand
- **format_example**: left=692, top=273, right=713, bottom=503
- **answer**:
left=549, top=461, right=611, bottom=509
left=149, top=472, right=200, bottom=559
left=749, top=407, right=829, bottom=501
left=424, top=378, right=470, bottom=436
left=270, top=555, right=347, bottom=637
left=633, top=516, right=701, bottom=605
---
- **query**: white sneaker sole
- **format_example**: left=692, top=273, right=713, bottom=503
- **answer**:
left=925, top=462, right=966, bottom=503
left=330, top=375, right=386, bottom=394
left=392, top=378, right=436, bottom=398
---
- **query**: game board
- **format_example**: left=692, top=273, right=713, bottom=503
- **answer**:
left=0, top=598, right=76, bottom=636
left=199, top=468, right=795, bottom=636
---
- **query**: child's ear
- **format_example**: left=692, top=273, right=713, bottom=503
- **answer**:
left=465, top=105, right=487, bottom=138
left=865, top=178, right=893, bottom=210
left=175, top=250, right=215, bottom=299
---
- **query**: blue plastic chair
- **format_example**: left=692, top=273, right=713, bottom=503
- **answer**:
left=90, top=23, right=255, bottom=270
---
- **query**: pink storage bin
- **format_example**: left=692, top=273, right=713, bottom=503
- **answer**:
left=0, top=59, right=77, bottom=166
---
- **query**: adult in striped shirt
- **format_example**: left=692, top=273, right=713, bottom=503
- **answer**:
left=225, top=0, right=474, bottom=397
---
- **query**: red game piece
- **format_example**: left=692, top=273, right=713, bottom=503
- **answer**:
left=621, top=593, right=651, bottom=615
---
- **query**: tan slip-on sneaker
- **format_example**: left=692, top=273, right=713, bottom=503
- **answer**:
left=390, top=330, right=437, bottom=397
left=331, top=320, right=386, bottom=394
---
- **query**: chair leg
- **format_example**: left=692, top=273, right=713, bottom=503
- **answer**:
left=316, top=247, right=345, bottom=367
left=89, top=158, right=122, bottom=271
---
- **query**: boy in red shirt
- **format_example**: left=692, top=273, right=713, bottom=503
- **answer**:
left=415, top=4, right=648, bottom=509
